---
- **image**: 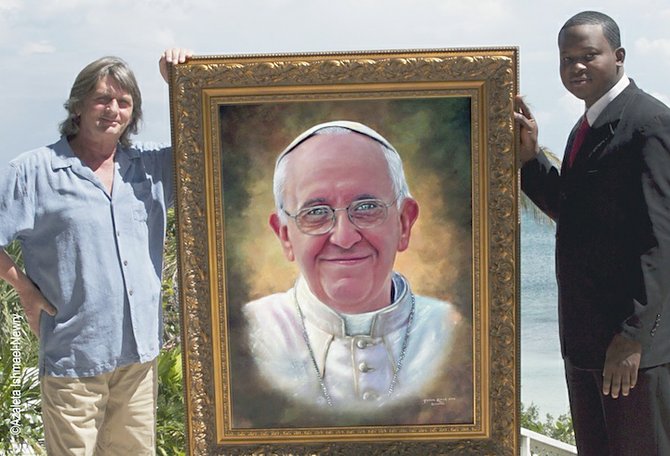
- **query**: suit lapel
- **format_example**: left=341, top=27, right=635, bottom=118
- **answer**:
left=566, top=81, right=640, bottom=172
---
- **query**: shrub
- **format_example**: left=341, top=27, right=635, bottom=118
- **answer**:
left=521, top=402, right=575, bottom=446
left=0, top=242, right=45, bottom=454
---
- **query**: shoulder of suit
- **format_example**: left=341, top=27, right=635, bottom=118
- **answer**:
left=618, top=86, right=670, bottom=133
left=627, top=85, right=670, bottom=117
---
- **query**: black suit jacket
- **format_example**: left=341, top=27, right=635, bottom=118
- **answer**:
left=522, top=80, right=670, bottom=369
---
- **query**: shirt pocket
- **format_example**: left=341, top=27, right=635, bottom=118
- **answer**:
left=129, top=180, right=154, bottom=222
left=133, top=202, right=149, bottom=222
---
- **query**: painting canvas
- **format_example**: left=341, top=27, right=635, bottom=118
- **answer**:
left=169, top=48, right=519, bottom=455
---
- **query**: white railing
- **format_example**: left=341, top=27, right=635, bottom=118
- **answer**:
left=6, top=425, right=576, bottom=455
left=521, top=427, right=577, bottom=456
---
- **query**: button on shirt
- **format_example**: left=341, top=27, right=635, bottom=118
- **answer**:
left=0, top=137, right=174, bottom=377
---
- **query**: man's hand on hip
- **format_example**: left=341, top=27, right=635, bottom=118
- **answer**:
left=18, top=284, right=57, bottom=338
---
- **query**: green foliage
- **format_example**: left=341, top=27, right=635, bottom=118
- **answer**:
left=162, top=208, right=181, bottom=350
left=156, top=346, right=185, bottom=456
left=155, top=208, right=186, bottom=455
left=521, top=402, right=575, bottom=446
left=0, top=241, right=45, bottom=454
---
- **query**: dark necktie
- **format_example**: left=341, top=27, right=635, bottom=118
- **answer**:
left=567, top=116, right=590, bottom=167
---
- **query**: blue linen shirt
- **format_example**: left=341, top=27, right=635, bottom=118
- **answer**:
left=0, top=137, right=174, bottom=377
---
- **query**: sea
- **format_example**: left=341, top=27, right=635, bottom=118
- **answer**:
left=520, top=210, right=570, bottom=418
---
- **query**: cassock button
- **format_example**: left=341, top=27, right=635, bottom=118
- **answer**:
left=358, top=362, right=374, bottom=373
left=356, top=339, right=369, bottom=349
left=362, top=391, right=379, bottom=401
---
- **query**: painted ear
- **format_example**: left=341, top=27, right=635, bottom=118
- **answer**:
left=397, top=198, right=419, bottom=252
left=269, top=212, right=295, bottom=261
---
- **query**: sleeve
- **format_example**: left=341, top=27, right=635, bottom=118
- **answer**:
left=0, top=162, right=35, bottom=248
left=159, top=146, right=175, bottom=209
left=621, top=108, right=670, bottom=347
left=141, top=145, right=175, bottom=209
left=520, top=150, right=562, bottom=221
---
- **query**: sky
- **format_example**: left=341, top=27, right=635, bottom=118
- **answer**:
left=1, top=0, right=669, bottom=418
left=1, top=0, right=669, bottom=163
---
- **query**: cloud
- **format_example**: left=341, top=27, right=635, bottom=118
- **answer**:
left=650, top=91, right=670, bottom=108
left=558, top=92, right=583, bottom=119
left=19, top=40, right=56, bottom=56
left=634, top=37, right=670, bottom=59
left=0, top=0, right=20, bottom=12
left=658, top=8, right=670, bottom=20
left=1, top=0, right=668, bottom=167
left=533, top=108, right=553, bottom=125
left=36, top=0, right=98, bottom=14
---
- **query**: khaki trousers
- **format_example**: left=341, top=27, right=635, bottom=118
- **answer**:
left=41, top=360, right=157, bottom=456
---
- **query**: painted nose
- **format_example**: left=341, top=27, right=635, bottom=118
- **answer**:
left=328, top=210, right=362, bottom=249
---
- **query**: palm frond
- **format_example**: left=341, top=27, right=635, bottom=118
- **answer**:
left=521, top=146, right=561, bottom=226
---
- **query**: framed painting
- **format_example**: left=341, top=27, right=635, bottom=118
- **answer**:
left=169, top=48, right=520, bottom=455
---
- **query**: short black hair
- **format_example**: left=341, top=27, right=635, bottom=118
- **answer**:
left=559, top=11, right=621, bottom=49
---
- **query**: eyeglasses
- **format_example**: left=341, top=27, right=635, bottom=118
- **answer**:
left=282, top=197, right=398, bottom=236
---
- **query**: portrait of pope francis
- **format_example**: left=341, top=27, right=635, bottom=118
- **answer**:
left=239, top=120, right=473, bottom=427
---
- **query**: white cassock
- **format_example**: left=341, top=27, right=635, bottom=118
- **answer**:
left=243, top=272, right=467, bottom=424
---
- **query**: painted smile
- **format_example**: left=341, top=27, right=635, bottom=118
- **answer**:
left=321, top=254, right=371, bottom=265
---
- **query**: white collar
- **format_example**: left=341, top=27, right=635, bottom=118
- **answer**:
left=295, top=272, right=412, bottom=338
left=294, top=273, right=414, bottom=376
left=585, top=74, right=630, bottom=125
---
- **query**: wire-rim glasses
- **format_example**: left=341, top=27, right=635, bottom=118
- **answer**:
left=282, top=196, right=399, bottom=236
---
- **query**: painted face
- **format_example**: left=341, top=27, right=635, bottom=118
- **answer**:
left=76, top=75, right=134, bottom=141
left=558, top=24, right=625, bottom=108
left=270, top=132, right=419, bottom=314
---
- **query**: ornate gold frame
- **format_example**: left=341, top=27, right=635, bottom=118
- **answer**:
left=169, top=48, right=519, bottom=455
